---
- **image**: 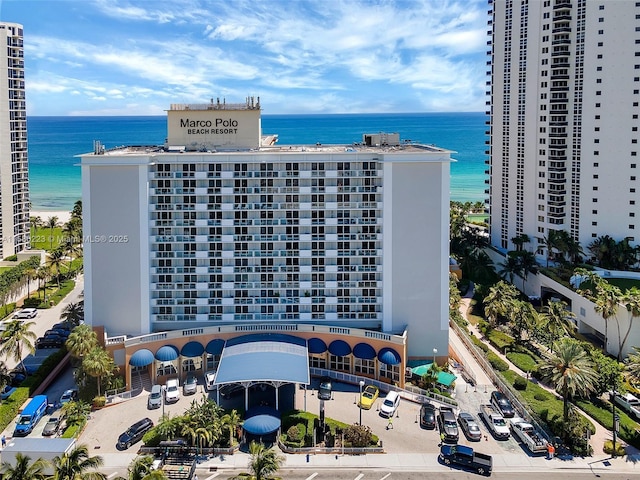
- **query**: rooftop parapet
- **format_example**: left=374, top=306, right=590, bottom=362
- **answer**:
left=169, top=96, right=260, bottom=111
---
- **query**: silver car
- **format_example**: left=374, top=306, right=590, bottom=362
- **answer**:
left=458, top=411, right=482, bottom=441
left=183, top=374, right=197, bottom=395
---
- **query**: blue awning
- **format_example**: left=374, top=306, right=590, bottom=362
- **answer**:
left=353, top=342, right=376, bottom=360
left=243, top=406, right=281, bottom=435
left=307, top=337, right=327, bottom=354
left=328, top=339, right=351, bottom=357
left=206, top=339, right=225, bottom=355
left=129, top=349, right=154, bottom=367
left=378, top=347, right=401, bottom=365
left=215, top=334, right=310, bottom=385
left=181, top=341, right=204, bottom=358
left=155, top=345, right=179, bottom=362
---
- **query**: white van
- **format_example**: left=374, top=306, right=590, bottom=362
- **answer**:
left=204, top=371, right=216, bottom=391
left=148, top=385, right=162, bottom=409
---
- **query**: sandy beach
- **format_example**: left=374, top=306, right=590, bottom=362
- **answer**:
left=31, top=210, right=72, bottom=224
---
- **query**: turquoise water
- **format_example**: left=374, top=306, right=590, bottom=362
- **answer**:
left=27, top=113, right=488, bottom=211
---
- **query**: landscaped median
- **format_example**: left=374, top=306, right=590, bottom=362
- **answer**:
left=279, top=410, right=382, bottom=454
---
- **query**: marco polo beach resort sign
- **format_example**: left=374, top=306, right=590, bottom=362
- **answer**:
left=180, top=118, right=239, bottom=135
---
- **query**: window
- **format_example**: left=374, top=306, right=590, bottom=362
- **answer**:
left=329, top=354, right=350, bottom=372
left=354, top=358, right=375, bottom=376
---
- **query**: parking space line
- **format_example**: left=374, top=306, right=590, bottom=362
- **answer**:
left=354, top=474, right=365, bottom=480
left=204, top=473, right=221, bottom=480
left=305, top=473, right=318, bottom=480
left=107, top=473, right=118, bottom=479
left=379, top=474, right=391, bottom=480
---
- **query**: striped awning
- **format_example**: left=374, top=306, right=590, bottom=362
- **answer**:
left=129, top=349, right=154, bottom=367
left=155, top=345, right=179, bottom=362
left=378, top=347, right=401, bottom=365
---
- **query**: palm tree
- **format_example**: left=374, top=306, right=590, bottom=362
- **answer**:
left=122, top=455, right=158, bottom=480
left=507, top=300, right=536, bottom=344
left=619, top=287, right=640, bottom=361
left=23, top=266, right=37, bottom=299
left=46, top=216, right=61, bottom=250
left=46, top=247, right=67, bottom=289
left=71, top=200, right=83, bottom=220
left=483, top=281, right=519, bottom=327
left=626, top=346, right=640, bottom=383
left=35, top=265, right=50, bottom=300
left=50, top=443, right=105, bottom=480
left=538, top=338, right=598, bottom=442
left=511, top=233, right=530, bottom=252
left=0, top=320, right=36, bottom=374
left=65, top=325, right=98, bottom=359
left=540, top=300, right=576, bottom=349
left=62, top=400, right=91, bottom=428
left=82, top=348, right=114, bottom=397
left=222, top=409, right=241, bottom=447
left=498, top=254, right=523, bottom=286
left=0, top=452, right=49, bottom=480
left=0, top=360, right=12, bottom=393
left=61, top=302, right=85, bottom=328
left=516, top=250, right=538, bottom=291
left=232, top=441, right=285, bottom=480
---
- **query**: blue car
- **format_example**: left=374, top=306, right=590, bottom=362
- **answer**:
left=0, top=384, right=16, bottom=400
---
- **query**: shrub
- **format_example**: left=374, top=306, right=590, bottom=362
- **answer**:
left=4, top=254, right=17, bottom=261
left=487, top=329, right=515, bottom=352
left=470, top=335, right=490, bottom=353
left=93, top=396, right=106, bottom=408
left=344, top=423, right=373, bottom=448
left=0, top=387, right=30, bottom=432
left=142, top=426, right=165, bottom=447
left=506, top=352, right=539, bottom=373
left=513, top=375, right=528, bottom=391
left=534, top=392, right=548, bottom=401
left=603, top=440, right=626, bottom=456
left=487, top=352, right=509, bottom=371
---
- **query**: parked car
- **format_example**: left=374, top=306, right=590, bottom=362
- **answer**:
left=317, top=376, right=333, bottom=401
left=148, top=385, right=162, bottom=409
left=59, top=389, right=78, bottom=405
left=420, top=403, right=437, bottom=429
left=52, top=322, right=73, bottom=332
left=204, top=371, right=216, bottom=391
left=437, top=406, right=459, bottom=443
left=359, top=385, right=379, bottom=410
left=613, top=392, right=640, bottom=419
left=183, top=374, right=198, bottom=395
left=219, top=383, right=244, bottom=399
left=164, top=378, right=180, bottom=403
left=45, top=329, right=70, bottom=338
left=0, top=384, right=16, bottom=400
left=14, top=308, right=37, bottom=319
left=42, top=416, right=62, bottom=436
left=117, top=417, right=154, bottom=449
left=36, top=336, right=64, bottom=349
left=379, top=391, right=401, bottom=418
left=458, top=412, right=482, bottom=441
left=490, top=391, right=515, bottom=418
left=9, top=370, right=26, bottom=386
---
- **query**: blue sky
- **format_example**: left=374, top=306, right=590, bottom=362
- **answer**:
left=1, top=0, right=489, bottom=116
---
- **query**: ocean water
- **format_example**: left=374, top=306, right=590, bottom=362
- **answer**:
left=26, top=113, right=488, bottom=211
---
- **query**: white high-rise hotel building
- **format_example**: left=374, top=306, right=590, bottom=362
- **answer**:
left=81, top=99, right=451, bottom=375
left=488, top=0, right=640, bottom=253
left=0, top=22, right=29, bottom=256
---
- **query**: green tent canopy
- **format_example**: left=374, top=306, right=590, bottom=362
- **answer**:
left=410, top=364, right=457, bottom=387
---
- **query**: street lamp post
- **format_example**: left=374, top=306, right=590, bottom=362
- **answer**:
left=359, top=380, right=364, bottom=426
left=433, top=348, right=438, bottom=366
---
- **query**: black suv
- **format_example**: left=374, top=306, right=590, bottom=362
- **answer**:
left=117, top=417, right=154, bottom=449
left=318, top=376, right=332, bottom=400
left=490, top=391, right=515, bottom=418
left=420, top=403, right=437, bottom=429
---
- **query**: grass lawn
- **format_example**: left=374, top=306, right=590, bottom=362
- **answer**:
left=465, top=213, right=488, bottom=224
left=31, top=226, right=65, bottom=251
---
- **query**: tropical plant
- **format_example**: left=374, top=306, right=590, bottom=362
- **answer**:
left=231, top=441, right=285, bottom=480
left=506, top=300, right=537, bottom=344
left=50, top=443, right=105, bottom=480
left=62, top=400, right=92, bottom=428
left=120, top=455, right=161, bottom=480
left=46, top=215, right=61, bottom=250
left=46, top=247, right=67, bottom=289
left=35, top=265, right=50, bottom=300
left=65, top=324, right=97, bottom=360
left=222, top=409, right=242, bottom=446
left=538, top=338, right=598, bottom=442
left=538, top=300, right=576, bottom=349
left=498, top=254, right=523, bottom=285
left=0, top=320, right=36, bottom=374
left=626, top=346, right=640, bottom=384
left=483, top=281, right=519, bottom=327
left=0, top=452, right=49, bottom=480
left=82, top=347, right=115, bottom=397
left=511, top=233, right=530, bottom=252
left=61, top=301, right=85, bottom=328
left=619, top=287, right=640, bottom=361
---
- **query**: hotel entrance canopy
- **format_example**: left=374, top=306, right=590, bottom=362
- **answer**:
left=213, top=333, right=310, bottom=386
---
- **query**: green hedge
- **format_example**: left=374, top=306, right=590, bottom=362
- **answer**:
left=487, top=329, right=514, bottom=352
left=281, top=410, right=379, bottom=446
left=576, top=398, right=640, bottom=449
left=506, top=352, right=539, bottom=373
left=61, top=420, right=85, bottom=439
left=142, top=425, right=165, bottom=447
left=487, top=352, right=509, bottom=371
left=470, top=334, right=490, bottom=353
left=0, top=387, right=30, bottom=432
